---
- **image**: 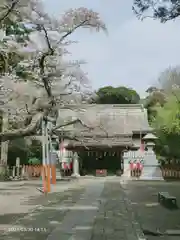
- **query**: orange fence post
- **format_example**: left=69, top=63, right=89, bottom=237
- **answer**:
left=41, top=165, right=49, bottom=194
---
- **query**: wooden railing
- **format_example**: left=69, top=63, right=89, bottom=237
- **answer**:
left=161, top=165, right=180, bottom=179
left=0, top=164, right=43, bottom=180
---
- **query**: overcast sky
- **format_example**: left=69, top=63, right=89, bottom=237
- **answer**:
left=43, top=0, right=180, bottom=97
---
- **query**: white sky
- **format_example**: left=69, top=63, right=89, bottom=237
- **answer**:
left=43, top=0, right=180, bottom=97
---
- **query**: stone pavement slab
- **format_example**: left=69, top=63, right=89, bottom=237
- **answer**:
left=91, top=178, right=145, bottom=240
left=47, top=179, right=106, bottom=240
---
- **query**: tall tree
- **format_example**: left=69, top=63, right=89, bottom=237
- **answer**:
left=95, top=86, right=140, bottom=104
left=149, top=66, right=180, bottom=160
left=144, top=87, right=166, bottom=121
left=158, top=66, right=180, bottom=93
left=144, top=66, right=180, bottom=122
left=0, top=0, right=106, bottom=143
left=151, top=93, right=180, bottom=159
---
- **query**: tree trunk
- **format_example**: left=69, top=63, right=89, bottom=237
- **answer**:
left=0, top=112, right=9, bottom=178
left=0, top=112, right=8, bottom=165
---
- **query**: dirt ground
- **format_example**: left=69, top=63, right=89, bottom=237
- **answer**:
left=0, top=178, right=93, bottom=231
left=122, top=180, right=180, bottom=240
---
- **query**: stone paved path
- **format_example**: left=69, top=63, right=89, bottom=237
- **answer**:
left=0, top=177, right=145, bottom=240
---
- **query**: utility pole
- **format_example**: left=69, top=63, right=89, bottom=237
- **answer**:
left=37, top=119, right=57, bottom=193
left=42, top=120, right=46, bottom=167
left=40, top=120, right=51, bottom=193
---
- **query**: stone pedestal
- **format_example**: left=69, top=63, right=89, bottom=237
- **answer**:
left=140, top=146, right=163, bottom=180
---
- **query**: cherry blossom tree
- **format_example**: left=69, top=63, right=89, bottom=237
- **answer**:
left=0, top=0, right=106, bottom=142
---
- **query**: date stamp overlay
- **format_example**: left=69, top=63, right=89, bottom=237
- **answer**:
left=7, top=227, right=48, bottom=232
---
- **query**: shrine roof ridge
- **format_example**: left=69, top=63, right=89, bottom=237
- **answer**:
left=58, top=103, right=145, bottom=109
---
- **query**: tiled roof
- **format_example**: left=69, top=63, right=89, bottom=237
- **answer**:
left=56, top=104, right=151, bottom=137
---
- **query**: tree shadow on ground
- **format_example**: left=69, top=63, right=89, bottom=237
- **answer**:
left=0, top=213, right=26, bottom=225
left=0, top=208, right=66, bottom=240
left=22, top=192, right=62, bottom=206
left=0, top=188, right=28, bottom=191
left=0, top=187, right=85, bottom=240
left=0, top=191, right=28, bottom=196
left=9, top=183, right=41, bottom=188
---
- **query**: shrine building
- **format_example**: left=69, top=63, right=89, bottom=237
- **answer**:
left=55, top=104, right=152, bottom=175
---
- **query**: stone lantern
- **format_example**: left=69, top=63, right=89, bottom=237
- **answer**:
left=143, top=133, right=157, bottom=153
left=141, top=133, right=163, bottom=180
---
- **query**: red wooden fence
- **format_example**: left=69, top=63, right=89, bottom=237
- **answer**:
left=161, top=165, right=180, bottom=179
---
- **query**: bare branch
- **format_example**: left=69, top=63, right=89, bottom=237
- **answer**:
left=25, top=103, right=30, bottom=114
left=99, top=125, right=109, bottom=137
left=52, top=118, right=93, bottom=132
left=39, top=25, right=54, bottom=98
left=59, top=20, right=88, bottom=43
